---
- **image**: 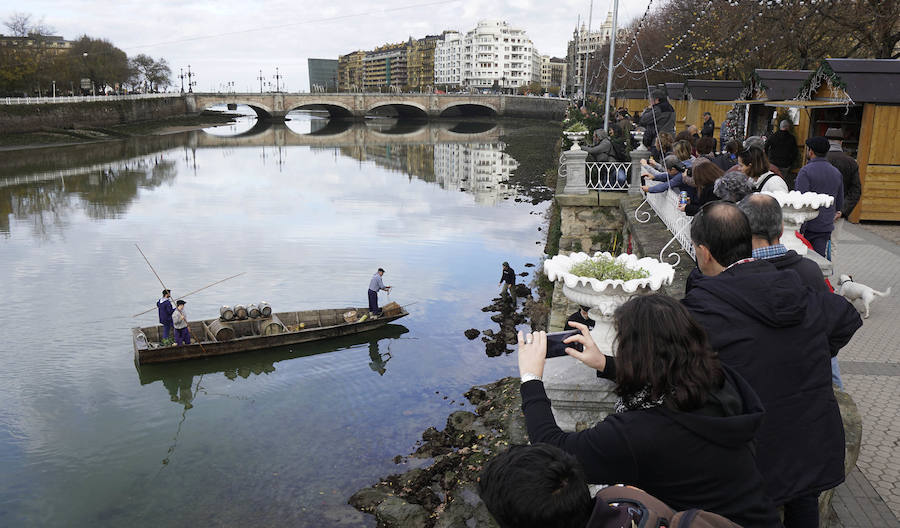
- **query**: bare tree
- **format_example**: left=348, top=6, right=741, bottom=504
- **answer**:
left=4, top=12, right=54, bottom=37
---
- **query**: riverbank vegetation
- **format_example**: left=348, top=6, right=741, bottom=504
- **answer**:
left=1, top=12, right=171, bottom=97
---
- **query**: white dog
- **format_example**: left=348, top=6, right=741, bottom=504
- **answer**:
left=837, top=274, right=891, bottom=319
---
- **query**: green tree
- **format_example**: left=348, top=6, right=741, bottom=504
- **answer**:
left=130, top=54, right=172, bottom=92
left=65, top=36, right=131, bottom=93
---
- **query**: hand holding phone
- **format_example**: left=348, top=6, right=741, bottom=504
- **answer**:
left=546, top=330, right=583, bottom=358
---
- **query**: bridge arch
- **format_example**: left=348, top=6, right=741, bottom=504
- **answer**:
left=198, top=100, right=274, bottom=119
left=288, top=102, right=355, bottom=119
left=438, top=102, right=498, bottom=118
left=367, top=101, right=429, bottom=119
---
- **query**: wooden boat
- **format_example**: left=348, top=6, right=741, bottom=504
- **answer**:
left=133, top=305, right=409, bottom=364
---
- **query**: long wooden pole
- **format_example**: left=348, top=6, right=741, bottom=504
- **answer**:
left=132, top=272, right=245, bottom=317
left=135, top=244, right=208, bottom=353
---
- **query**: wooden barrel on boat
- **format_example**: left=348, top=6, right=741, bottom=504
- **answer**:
left=208, top=319, right=235, bottom=341
left=220, top=305, right=235, bottom=321
left=259, top=302, right=272, bottom=317
left=248, top=304, right=261, bottom=318
left=259, top=314, right=286, bottom=336
left=234, top=304, right=248, bottom=319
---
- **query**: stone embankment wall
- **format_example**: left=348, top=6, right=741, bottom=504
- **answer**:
left=0, top=97, right=190, bottom=134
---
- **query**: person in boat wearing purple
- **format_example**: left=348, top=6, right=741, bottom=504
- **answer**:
left=157, top=289, right=176, bottom=345
left=172, top=300, right=190, bottom=346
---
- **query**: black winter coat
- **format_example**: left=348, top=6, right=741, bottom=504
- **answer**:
left=766, top=250, right=828, bottom=292
left=826, top=149, right=862, bottom=217
left=681, top=260, right=862, bottom=505
left=765, top=130, right=798, bottom=168
left=521, top=366, right=782, bottom=528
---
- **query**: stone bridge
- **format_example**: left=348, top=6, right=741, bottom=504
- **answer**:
left=185, top=92, right=568, bottom=120
left=188, top=120, right=504, bottom=149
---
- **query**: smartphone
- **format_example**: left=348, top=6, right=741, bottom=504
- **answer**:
left=546, top=330, right=583, bottom=358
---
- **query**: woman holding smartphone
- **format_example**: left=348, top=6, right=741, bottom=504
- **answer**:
left=516, top=295, right=781, bottom=528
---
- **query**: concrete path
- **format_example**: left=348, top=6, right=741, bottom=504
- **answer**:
left=830, top=221, right=900, bottom=526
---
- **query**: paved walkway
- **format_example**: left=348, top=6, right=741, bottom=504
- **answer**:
left=830, top=221, right=900, bottom=526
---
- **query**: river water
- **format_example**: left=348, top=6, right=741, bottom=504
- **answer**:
left=0, top=111, right=558, bottom=526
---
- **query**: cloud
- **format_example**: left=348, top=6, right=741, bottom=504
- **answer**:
left=8, top=0, right=649, bottom=91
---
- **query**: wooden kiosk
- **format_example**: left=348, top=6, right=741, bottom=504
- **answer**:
left=764, top=59, right=900, bottom=221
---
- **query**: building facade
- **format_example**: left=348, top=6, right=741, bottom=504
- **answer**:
left=566, top=12, right=619, bottom=94
left=460, top=20, right=540, bottom=93
left=363, top=43, right=408, bottom=91
left=308, top=58, right=338, bottom=92
left=337, top=51, right=365, bottom=92
left=407, top=35, right=441, bottom=92
left=540, top=56, right=568, bottom=93
left=435, top=31, right=462, bottom=89
left=0, top=34, right=72, bottom=55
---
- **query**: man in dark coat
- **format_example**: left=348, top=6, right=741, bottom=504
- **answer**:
left=566, top=306, right=595, bottom=330
left=824, top=128, right=861, bottom=219
left=638, top=90, right=676, bottom=150
left=701, top=111, right=715, bottom=138
left=682, top=202, right=862, bottom=528
left=796, top=137, right=844, bottom=259
left=498, top=262, right=515, bottom=295
left=765, top=120, right=798, bottom=177
left=738, top=193, right=844, bottom=390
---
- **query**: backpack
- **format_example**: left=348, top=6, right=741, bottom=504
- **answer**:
left=611, top=139, right=629, bottom=162
left=591, top=486, right=742, bottom=528
left=755, top=171, right=775, bottom=192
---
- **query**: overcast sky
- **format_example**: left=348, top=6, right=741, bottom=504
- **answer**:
left=1, top=0, right=647, bottom=91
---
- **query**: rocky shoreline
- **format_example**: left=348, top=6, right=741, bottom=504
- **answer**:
left=349, top=377, right=525, bottom=528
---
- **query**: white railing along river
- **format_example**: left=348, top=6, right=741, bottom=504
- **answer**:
left=1, top=93, right=179, bottom=105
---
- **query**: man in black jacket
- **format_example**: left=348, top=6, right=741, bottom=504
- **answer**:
left=738, top=193, right=844, bottom=390
left=825, top=128, right=862, bottom=219
left=765, top=120, right=799, bottom=176
left=638, top=90, right=676, bottom=150
left=498, top=262, right=515, bottom=295
left=682, top=202, right=862, bottom=528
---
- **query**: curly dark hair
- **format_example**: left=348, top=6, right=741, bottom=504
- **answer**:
left=613, top=294, right=724, bottom=412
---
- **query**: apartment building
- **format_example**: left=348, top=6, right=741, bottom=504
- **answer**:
left=460, top=20, right=540, bottom=93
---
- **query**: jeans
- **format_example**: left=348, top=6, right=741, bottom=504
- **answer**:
left=832, top=357, right=844, bottom=390
left=801, top=228, right=830, bottom=259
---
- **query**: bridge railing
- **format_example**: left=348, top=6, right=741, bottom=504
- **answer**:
left=1, top=93, right=179, bottom=105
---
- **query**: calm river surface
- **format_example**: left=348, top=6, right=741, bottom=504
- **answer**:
left=0, top=111, right=557, bottom=526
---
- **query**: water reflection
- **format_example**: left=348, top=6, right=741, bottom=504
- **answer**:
left=1, top=116, right=521, bottom=233
left=0, top=155, right=176, bottom=236
left=137, top=324, right=411, bottom=404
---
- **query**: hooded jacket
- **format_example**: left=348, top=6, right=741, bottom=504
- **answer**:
left=584, top=130, right=613, bottom=163
left=157, top=297, right=175, bottom=325
left=521, top=365, right=781, bottom=528
left=681, top=259, right=861, bottom=505
left=639, top=100, right=677, bottom=136
left=764, top=249, right=827, bottom=292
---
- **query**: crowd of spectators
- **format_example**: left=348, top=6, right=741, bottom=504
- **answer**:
left=475, top=97, right=867, bottom=528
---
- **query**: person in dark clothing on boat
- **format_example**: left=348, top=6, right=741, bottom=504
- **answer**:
left=499, top=262, right=515, bottom=295
left=566, top=306, right=595, bottom=330
left=516, top=295, right=782, bottom=528
left=157, top=289, right=175, bottom=344
left=682, top=202, right=861, bottom=528
left=368, top=268, right=392, bottom=316
left=172, top=300, right=190, bottom=346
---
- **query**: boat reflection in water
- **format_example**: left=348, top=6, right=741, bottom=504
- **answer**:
left=137, top=323, right=410, bottom=408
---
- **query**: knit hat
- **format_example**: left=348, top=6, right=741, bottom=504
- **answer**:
left=824, top=128, right=844, bottom=140
left=805, top=136, right=830, bottom=155
left=662, top=155, right=685, bottom=172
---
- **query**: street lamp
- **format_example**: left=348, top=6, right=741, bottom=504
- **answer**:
left=257, top=69, right=264, bottom=93
left=179, top=68, right=185, bottom=93
left=274, top=67, right=282, bottom=92
left=186, top=65, right=196, bottom=93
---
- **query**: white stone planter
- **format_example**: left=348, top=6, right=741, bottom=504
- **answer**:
left=763, top=191, right=834, bottom=257
left=541, top=252, right=674, bottom=430
left=564, top=130, right=587, bottom=151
